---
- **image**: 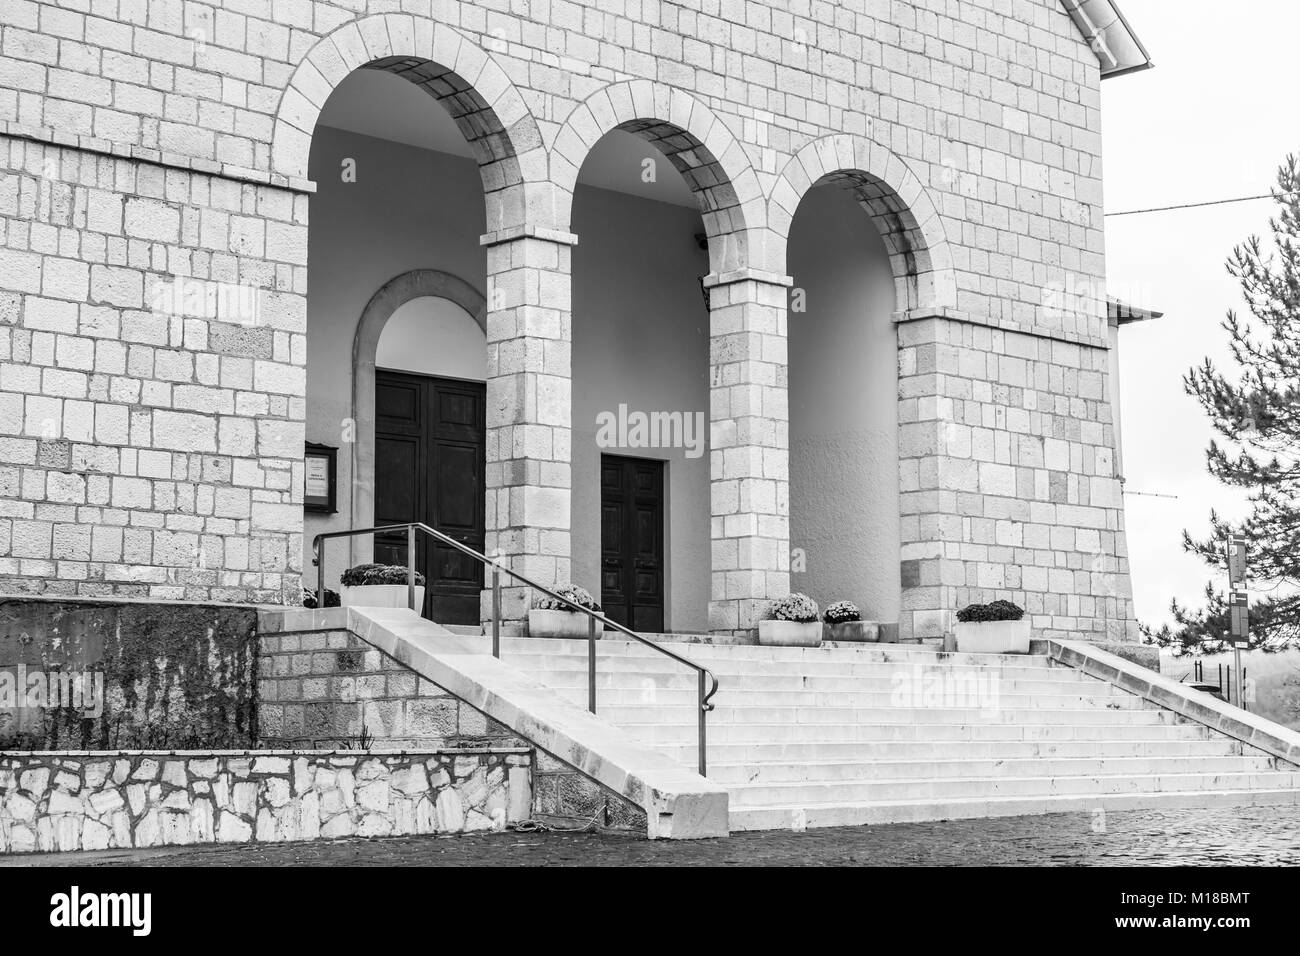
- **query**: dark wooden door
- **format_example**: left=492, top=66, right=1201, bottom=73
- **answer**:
left=374, top=370, right=485, bottom=624
left=600, top=455, right=665, bottom=632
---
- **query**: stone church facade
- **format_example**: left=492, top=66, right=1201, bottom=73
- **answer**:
left=0, top=0, right=1149, bottom=642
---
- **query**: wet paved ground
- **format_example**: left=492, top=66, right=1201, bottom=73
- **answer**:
left=5, top=805, right=1299, bottom=866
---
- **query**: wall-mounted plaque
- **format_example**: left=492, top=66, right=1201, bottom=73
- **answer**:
left=304, top=442, right=337, bottom=514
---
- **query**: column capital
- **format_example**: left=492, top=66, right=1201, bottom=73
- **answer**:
left=702, top=268, right=793, bottom=290
left=480, top=225, right=580, bottom=248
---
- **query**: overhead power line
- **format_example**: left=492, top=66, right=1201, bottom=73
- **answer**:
left=1123, top=489, right=1179, bottom=500
left=1106, top=192, right=1298, bottom=218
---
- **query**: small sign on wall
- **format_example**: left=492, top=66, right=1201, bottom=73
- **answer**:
left=304, top=443, right=337, bottom=514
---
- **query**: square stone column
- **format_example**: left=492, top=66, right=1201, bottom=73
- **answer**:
left=481, top=227, right=577, bottom=630
left=706, top=270, right=793, bottom=637
left=895, top=311, right=1137, bottom=645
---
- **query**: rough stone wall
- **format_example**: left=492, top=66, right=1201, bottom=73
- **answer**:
left=258, top=627, right=646, bottom=828
left=0, top=595, right=259, bottom=749
left=0, top=0, right=1134, bottom=639
left=0, top=748, right=532, bottom=853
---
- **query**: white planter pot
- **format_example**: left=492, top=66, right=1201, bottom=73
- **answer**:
left=758, top=620, right=822, bottom=647
left=340, top=584, right=425, bottom=611
left=823, top=621, right=881, bottom=643
left=953, top=619, right=1031, bottom=654
left=527, top=608, right=596, bottom=639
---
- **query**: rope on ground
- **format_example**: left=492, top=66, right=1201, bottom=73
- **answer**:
left=508, top=808, right=607, bottom=834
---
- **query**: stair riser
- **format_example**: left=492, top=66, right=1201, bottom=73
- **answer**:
left=548, top=688, right=1150, bottom=710
left=728, top=788, right=1300, bottom=831
left=525, top=674, right=1129, bottom=695
left=659, top=740, right=1248, bottom=762
left=619, top=722, right=1216, bottom=744
left=710, top=755, right=1278, bottom=784
left=590, top=705, right=1174, bottom=725
left=494, top=639, right=1054, bottom=669
left=500, top=657, right=1067, bottom=681
left=730, top=772, right=1300, bottom=806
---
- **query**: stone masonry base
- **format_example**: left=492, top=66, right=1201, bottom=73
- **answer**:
left=0, top=749, right=531, bottom=854
left=258, top=628, right=647, bottom=831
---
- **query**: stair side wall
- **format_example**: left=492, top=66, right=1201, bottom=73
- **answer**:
left=257, top=629, right=648, bottom=831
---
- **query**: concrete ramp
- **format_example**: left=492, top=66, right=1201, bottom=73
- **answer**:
left=261, top=607, right=728, bottom=839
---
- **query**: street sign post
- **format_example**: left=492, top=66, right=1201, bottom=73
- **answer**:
left=1226, top=534, right=1248, bottom=708
left=1227, top=534, right=1248, bottom=589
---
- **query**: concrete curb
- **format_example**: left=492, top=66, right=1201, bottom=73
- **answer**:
left=1047, top=639, right=1300, bottom=767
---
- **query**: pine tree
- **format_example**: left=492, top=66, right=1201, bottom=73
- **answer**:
left=1165, top=155, right=1300, bottom=651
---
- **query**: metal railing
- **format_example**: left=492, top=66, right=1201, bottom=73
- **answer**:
left=311, top=521, right=719, bottom=775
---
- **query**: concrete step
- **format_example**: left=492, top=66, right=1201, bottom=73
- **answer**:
left=448, top=630, right=1300, bottom=833
left=574, top=704, right=1173, bottom=726
left=545, top=687, right=1152, bottom=711
left=497, top=653, right=1069, bottom=680
left=708, top=753, right=1279, bottom=784
left=614, top=718, right=1216, bottom=745
left=725, top=770, right=1300, bottom=807
left=728, top=787, right=1300, bottom=830
left=656, top=737, right=1249, bottom=764
left=490, top=637, right=1056, bottom=670
left=518, top=672, right=1130, bottom=696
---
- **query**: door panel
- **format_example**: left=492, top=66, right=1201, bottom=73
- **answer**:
left=374, top=370, right=485, bottom=625
left=600, top=455, right=665, bottom=632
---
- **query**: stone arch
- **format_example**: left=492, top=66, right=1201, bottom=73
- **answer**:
left=348, top=269, right=487, bottom=557
left=768, top=134, right=958, bottom=312
left=271, top=13, right=551, bottom=233
left=550, top=80, right=764, bottom=275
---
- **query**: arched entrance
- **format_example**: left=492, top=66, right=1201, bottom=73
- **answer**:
left=554, top=82, right=763, bottom=634
left=282, top=15, right=571, bottom=626
left=771, top=134, right=958, bottom=632
left=358, top=273, right=487, bottom=624
left=294, top=30, right=514, bottom=620
left=787, top=183, right=900, bottom=624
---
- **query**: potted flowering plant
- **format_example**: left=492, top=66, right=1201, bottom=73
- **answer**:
left=339, top=563, right=426, bottom=610
left=528, top=584, right=602, bottom=638
left=822, top=601, right=880, bottom=643
left=758, top=593, right=821, bottom=647
left=302, top=585, right=340, bottom=609
left=953, top=599, right=1030, bottom=654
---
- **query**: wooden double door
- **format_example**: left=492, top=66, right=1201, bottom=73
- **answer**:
left=373, top=384, right=667, bottom=632
left=600, top=455, right=666, bottom=632
left=374, top=369, right=485, bottom=625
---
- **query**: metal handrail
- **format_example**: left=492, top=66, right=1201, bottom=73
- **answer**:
left=311, top=521, right=719, bottom=775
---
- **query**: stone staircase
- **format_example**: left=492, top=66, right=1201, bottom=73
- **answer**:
left=485, top=637, right=1300, bottom=831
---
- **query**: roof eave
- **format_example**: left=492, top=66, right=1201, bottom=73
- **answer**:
left=1061, top=0, right=1154, bottom=79
left=1108, top=296, right=1165, bottom=325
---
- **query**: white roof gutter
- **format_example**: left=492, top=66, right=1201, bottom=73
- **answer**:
left=1061, top=0, right=1153, bottom=79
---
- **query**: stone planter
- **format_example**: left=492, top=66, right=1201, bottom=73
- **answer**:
left=527, top=608, right=596, bottom=639
left=757, top=620, right=822, bottom=647
left=823, top=620, right=881, bottom=643
left=953, top=619, right=1031, bottom=654
left=339, top=584, right=425, bottom=610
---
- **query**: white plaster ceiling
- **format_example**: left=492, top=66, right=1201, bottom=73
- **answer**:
left=315, top=68, right=697, bottom=208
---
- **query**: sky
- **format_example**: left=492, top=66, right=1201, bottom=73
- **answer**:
left=1101, top=0, right=1300, bottom=626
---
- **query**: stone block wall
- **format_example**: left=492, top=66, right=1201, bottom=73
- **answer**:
left=258, top=627, right=646, bottom=829
left=898, top=315, right=1134, bottom=642
left=0, top=748, right=532, bottom=854
left=0, top=135, right=307, bottom=605
left=258, top=626, right=523, bottom=749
